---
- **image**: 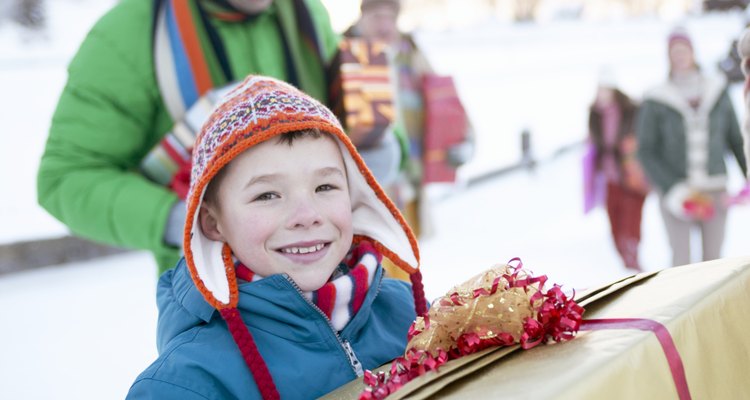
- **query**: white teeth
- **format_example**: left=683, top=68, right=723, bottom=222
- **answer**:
left=282, top=243, right=325, bottom=254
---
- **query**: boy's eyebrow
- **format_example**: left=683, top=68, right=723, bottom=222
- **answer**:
left=242, top=173, right=282, bottom=190
left=242, top=167, right=345, bottom=190
left=317, top=166, right=346, bottom=178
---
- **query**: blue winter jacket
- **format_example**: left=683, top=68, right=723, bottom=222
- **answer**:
left=127, top=258, right=417, bottom=399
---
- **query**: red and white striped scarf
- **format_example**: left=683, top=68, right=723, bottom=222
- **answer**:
left=235, top=241, right=381, bottom=331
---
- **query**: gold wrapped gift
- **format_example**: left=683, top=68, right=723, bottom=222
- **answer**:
left=323, top=256, right=750, bottom=399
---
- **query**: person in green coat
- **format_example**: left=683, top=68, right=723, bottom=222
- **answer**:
left=36, top=0, right=341, bottom=274
left=637, top=27, right=747, bottom=267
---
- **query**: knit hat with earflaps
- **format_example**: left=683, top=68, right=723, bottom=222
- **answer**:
left=184, top=75, right=426, bottom=399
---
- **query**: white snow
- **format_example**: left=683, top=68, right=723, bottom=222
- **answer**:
left=1, top=1, right=749, bottom=399
left=0, top=251, right=158, bottom=399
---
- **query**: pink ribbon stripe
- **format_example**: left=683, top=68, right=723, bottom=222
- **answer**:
left=580, top=318, right=691, bottom=400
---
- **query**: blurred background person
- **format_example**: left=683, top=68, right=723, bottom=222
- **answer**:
left=586, top=68, right=649, bottom=272
left=344, top=0, right=475, bottom=240
left=718, top=7, right=750, bottom=85
left=637, top=26, right=747, bottom=267
left=10, top=0, right=45, bottom=31
left=738, top=26, right=750, bottom=173
left=36, top=0, right=341, bottom=275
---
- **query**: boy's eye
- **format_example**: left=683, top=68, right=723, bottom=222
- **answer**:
left=253, top=192, right=279, bottom=202
left=316, top=184, right=336, bottom=192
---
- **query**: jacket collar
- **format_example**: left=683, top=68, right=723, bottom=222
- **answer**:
left=643, top=74, right=726, bottom=119
left=170, top=258, right=216, bottom=323
left=162, top=257, right=386, bottom=341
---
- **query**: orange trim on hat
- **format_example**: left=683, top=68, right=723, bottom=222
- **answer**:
left=221, top=243, right=239, bottom=308
left=183, top=117, right=421, bottom=310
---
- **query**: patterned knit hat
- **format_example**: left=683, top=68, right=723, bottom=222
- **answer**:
left=184, top=75, right=425, bottom=398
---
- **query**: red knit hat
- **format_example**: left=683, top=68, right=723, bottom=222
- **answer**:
left=184, top=75, right=426, bottom=399
left=668, top=26, right=693, bottom=51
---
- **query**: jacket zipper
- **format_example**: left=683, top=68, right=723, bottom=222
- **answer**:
left=284, top=275, right=375, bottom=377
left=342, top=340, right=364, bottom=377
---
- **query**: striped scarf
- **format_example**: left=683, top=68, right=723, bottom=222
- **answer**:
left=235, top=241, right=382, bottom=331
left=144, top=0, right=325, bottom=197
left=153, top=0, right=324, bottom=118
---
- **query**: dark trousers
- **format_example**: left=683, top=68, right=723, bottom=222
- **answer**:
left=606, top=182, right=646, bottom=270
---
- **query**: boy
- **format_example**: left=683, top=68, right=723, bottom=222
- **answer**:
left=127, top=76, right=426, bottom=399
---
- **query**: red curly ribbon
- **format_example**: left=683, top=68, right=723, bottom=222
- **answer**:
left=473, top=276, right=502, bottom=297
left=359, top=349, right=448, bottom=400
left=407, top=314, right=430, bottom=341
left=521, top=284, right=583, bottom=349
left=580, top=318, right=691, bottom=400
left=360, top=258, right=585, bottom=399
left=450, top=332, right=517, bottom=359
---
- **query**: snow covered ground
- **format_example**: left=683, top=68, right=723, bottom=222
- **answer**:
left=1, top=1, right=749, bottom=399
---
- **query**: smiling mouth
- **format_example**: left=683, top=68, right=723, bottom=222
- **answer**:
left=279, top=243, right=327, bottom=255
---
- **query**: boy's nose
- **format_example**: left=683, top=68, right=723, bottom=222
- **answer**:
left=287, top=197, right=323, bottom=229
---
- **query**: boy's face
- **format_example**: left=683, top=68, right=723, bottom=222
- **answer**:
left=200, top=134, right=354, bottom=292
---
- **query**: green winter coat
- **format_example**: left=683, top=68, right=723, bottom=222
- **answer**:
left=37, top=0, right=340, bottom=274
left=636, top=76, right=747, bottom=195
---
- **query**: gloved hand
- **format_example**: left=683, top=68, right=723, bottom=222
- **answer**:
left=164, top=200, right=187, bottom=248
left=446, top=140, right=475, bottom=167
left=665, top=182, right=714, bottom=221
left=682, top=192, right=715, bottom=221
left=726, top=181, right=750, bottom=206
left=740, top=181, right=750, bottom=198
left=358, top=126, right=402, bottom=187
